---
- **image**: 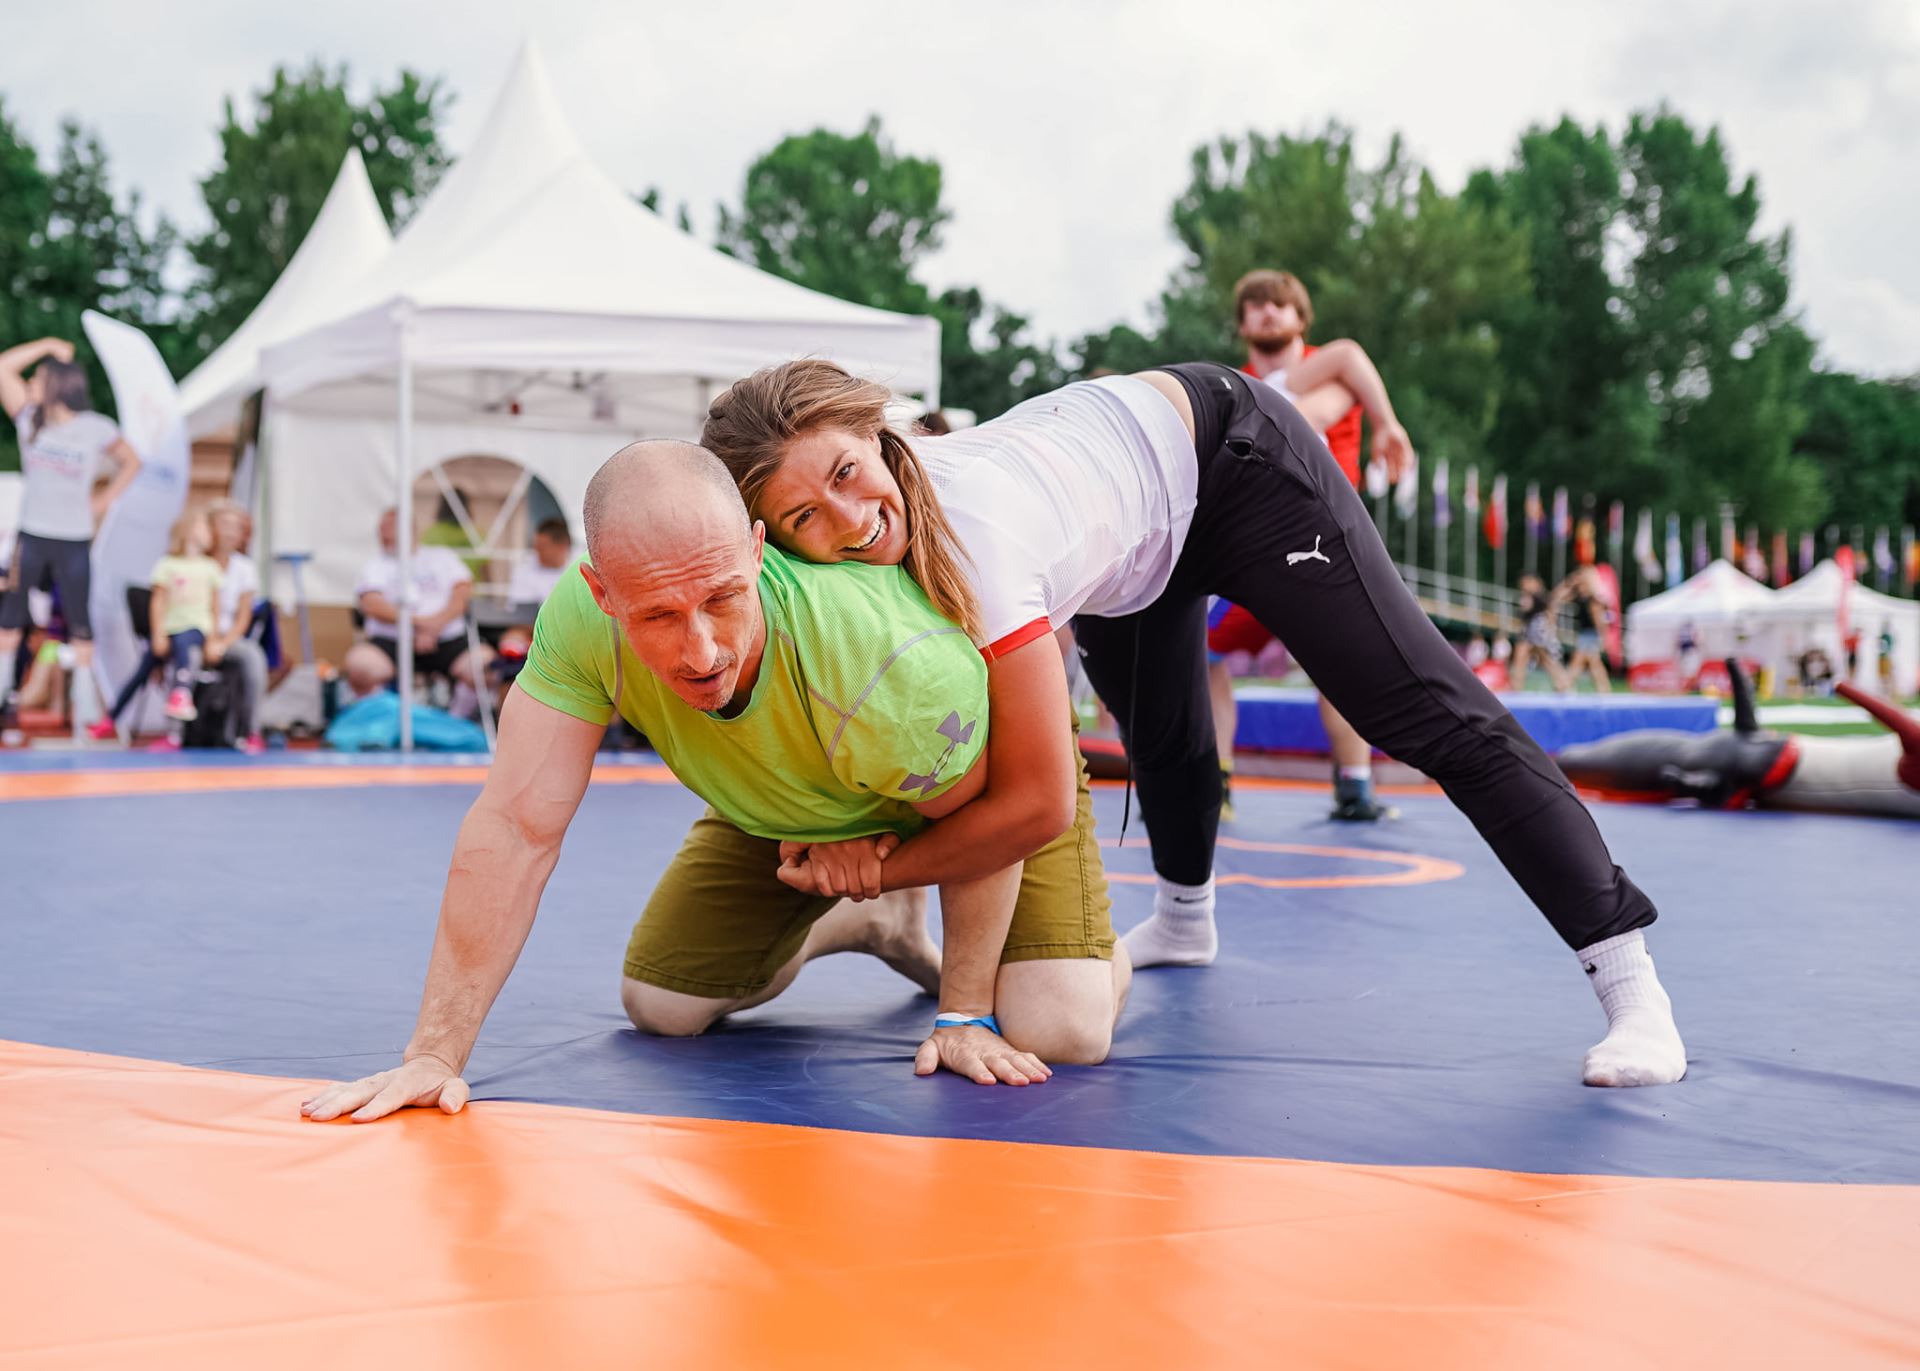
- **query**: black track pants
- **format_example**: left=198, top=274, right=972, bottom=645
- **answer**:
left=1072, top=363, right=1656, bottom=950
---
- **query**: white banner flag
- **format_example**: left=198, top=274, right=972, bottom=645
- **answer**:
left=82, top=310, right=190, bottom=700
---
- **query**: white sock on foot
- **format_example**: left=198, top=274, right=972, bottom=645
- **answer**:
left=1123, top=875, right=1218, bottom=968
left=1578, top=930, right=1686, bottom=1087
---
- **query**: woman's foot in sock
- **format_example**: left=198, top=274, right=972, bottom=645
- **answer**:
left=1123, top=876, right=1218, bottom=968
left=1578, top=930, right=1686, bottom=1086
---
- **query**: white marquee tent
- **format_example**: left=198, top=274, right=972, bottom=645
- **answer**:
left=245, top=42, right=940, bottom=622
left=1752, top=559, right=1920, bottom=694
left=176, top=150, right=394, bottom=441
left=1625, top=559, right=1777, bottom=667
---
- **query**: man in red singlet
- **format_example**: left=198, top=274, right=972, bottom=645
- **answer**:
left=1208, top=269, right=1394, bottom=821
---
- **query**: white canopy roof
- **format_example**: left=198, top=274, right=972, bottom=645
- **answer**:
left=1754, top=559, right=1920, bottom=622
left=176, top=150, right=392, bottom=439
left=1626, top=559, right=1776, bottom=624
left=258, top=43, right=940, bottom=412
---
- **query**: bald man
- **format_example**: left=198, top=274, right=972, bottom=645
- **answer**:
left=305, top=442, right=1122, bottom=1124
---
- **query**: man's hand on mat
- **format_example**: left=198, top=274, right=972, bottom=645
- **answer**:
left=300, top=1054, right=471, bottom=1123
left=915, top=1025, right=1052, bottom=1087
left=776, top=833, right=902, bottom=901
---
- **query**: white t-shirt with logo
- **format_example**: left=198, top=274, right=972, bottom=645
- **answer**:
left=354, top=545, right=472, bottom=642
left=911, top=376, right=1198, bottom=659
left=15, top=407, right=122, bottom=541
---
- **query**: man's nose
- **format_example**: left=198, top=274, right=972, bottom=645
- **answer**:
left=682, top=615, right=720, bottom=672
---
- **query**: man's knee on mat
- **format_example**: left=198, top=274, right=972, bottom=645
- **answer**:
left=621, top=976, right=729, bottom=1037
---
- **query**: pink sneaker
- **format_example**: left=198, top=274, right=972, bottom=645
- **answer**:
left=145, top=735, right=183, bottom=753
left=164, top=687, right=197, bottom=722
left=86, top=717, right=118, bottom=742
left=235, top=734, right=266, bottom=755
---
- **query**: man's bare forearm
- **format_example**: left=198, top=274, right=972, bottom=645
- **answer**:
left=936, top=865, right=1023, bottom=1014
left=404, top=803, right=565, bottom=1069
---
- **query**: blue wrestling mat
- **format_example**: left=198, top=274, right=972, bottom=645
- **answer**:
left=1, top=750, right=1912, bottom=1185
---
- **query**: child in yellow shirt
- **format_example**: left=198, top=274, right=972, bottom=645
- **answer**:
left=91, top=512, right=221, bottom=746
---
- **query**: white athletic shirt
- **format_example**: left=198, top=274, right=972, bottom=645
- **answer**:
left=214, top=552, right=260, bottom=636
left=15, top=406, right=122, bottom=541
left=354, top=545, right=472, bottom=642
left=913, top=376, right=1197, bottom=659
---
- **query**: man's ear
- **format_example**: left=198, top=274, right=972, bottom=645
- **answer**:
left=579, top=562, right=616, bottom=618
left=750, top=520, right=766, bottom=570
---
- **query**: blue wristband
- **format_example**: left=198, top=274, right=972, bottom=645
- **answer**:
left=933, top=1013, right=1001, bottom=1035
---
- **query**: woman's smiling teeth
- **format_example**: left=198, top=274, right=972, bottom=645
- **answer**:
left=849, top=507, right=888, bottom=553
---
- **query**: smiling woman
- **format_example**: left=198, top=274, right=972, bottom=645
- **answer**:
left=705, top=357, right=1693, bottom=1090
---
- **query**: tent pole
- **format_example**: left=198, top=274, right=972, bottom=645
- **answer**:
left=397, top=310, right=415, bottom=754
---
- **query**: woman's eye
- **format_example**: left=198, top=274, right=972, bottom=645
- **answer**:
left=793, top=509, right=813, bottom=529
left=835, top=462, right=854, bottom=483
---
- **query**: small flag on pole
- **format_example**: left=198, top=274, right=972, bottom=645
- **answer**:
left=1874, top=526, right=1896, bottom=582
left=1666, top=513, right=1684, bottom=585
left=1484, top=475, right=1507, bottom=549
left=1524, top=482, right=1545, bottom=539
left=1464, top=467, right=1480, bottom=518
left=1693, top=518, right=1710, bottom=572
left=1800, top=531, right=1816, bottom=576
left=1432, top=458, right=1451, bottom=529
left=1771, top=531, right=1788, bottom=586
left=1551, top=487, right=1571, bottom=538
left=1393, top=453, right=1419, bottom=519
left=1635, top=509, right=1662, bottom=583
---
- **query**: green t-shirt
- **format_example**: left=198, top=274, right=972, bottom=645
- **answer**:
left=518, top=546, right=987, bottom=844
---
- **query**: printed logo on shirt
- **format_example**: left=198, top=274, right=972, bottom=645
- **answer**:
left=902, top=710, right=977, bottom=797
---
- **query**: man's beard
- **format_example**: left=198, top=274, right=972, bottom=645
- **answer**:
left=1244, top=327, right=1302, bottom=352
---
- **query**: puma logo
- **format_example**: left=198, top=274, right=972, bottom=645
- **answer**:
left=1287, top=535, right=1331, bottom=567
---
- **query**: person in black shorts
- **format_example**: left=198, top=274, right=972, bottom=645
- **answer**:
left=0, top=336, right=144, bottom=736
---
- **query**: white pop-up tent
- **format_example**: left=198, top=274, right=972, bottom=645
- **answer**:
left=1753, top=560, right=1920, bottom=695
left=244, top=43, right=940, bottom=745
left=1620, top=556, right=1766, bottom=683
left=176, top=149, right=393, bottom=441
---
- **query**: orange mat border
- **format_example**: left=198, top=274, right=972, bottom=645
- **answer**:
left=2, top=1041, right=1916, bottom=1370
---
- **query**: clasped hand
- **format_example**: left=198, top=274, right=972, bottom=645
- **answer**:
left=776, top=832, right=901, bottom=900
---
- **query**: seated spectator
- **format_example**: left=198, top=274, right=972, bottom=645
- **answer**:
left=505, top=516, right=574, bottom=607
left=205, top=499, right=267, bottom=753
left=354, top=507, right=492, bottom=713
left=93, top=511, right=221, bottom=749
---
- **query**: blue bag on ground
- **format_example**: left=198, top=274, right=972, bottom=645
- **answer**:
left=325, top=693, right=488, bottom=752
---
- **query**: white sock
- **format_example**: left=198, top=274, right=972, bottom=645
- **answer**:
left=0, top=653, right=15, bottom=704
left=1123, top=875, right=1218, bottom=968
left=1338, top=764, right=1372, bottom=781
left=1578, top=930, right=1686, bottom=1087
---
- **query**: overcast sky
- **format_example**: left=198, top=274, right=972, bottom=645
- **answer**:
left=4, top=0, right=1916, bottom=376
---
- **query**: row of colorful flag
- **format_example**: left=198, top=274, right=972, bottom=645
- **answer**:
left=1369, top=458, right=1920, bottom=594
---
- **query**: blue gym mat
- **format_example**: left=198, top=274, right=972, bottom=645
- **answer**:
left=1, top=761, right=1914, bottom=1185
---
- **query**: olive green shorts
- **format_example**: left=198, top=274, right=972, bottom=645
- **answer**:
left=623, top=749, right=1115, bottom=999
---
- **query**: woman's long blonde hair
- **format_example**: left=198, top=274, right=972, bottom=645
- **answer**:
left=702, top=360, right=983, bottom=642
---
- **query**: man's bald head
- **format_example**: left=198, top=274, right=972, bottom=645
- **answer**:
left=583, top=440, right=749, bottom=571
left=577, top=440, right=770, bottom=714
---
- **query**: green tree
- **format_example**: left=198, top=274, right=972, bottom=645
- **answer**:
left=1078, top=124, right=1529, bottom=465
left=187, top=62, right=450, bottom=365
left=717, top=116, right=1061, bottom=417
left=1794, top=370, right=1920, bottom=531
left=0, top=118, right=177, bottom=470
left=717, top=117, right=945, bottom=316
left=933, top=287, right=1064, bottom=420
left=1464, top=119, right=1656, bottom=499
left=1614, top=109, right=1817, bottom=528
